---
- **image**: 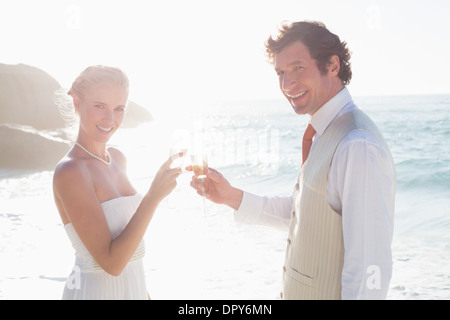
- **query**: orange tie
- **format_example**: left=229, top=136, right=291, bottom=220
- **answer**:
left=302, top=122, right=316, bottom=166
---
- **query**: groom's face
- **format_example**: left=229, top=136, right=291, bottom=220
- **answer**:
left=274, top=40, right=337, bottom=116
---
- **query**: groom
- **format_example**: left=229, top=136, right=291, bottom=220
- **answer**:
left=189, top=21, right=396, bottom=299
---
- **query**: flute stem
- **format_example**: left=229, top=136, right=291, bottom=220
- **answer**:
left=202, top=194, right=208, bottom=216
left=201, top=181, right=208, bottom=216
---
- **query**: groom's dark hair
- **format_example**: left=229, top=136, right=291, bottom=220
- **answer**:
left=265, top=20, right=352, bottom=85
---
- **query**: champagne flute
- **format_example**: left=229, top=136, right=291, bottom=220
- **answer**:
left=170, top=147, right=187, bottom=169
left=166, top=147, right=187, bottom=208
left=190, top=153, right=209, bottom=216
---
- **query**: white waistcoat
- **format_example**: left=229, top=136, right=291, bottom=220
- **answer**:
left=282, top=109, right=388, bottom=299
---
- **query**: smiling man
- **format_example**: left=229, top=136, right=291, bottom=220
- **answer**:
left=274, top=40, right=345, bottom=116
left=189, top=21, right=396, bottom=300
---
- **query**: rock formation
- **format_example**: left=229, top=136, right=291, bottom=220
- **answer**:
left=0, top=63, right=153, bottom=170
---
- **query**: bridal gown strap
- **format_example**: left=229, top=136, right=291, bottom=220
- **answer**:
left=62, top=193, right=148, bottom=300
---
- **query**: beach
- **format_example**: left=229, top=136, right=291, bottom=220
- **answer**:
left=1, top=95, right=450, bottom=300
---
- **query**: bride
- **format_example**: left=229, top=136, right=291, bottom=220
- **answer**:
left=53, top=65, right=182, bottom=299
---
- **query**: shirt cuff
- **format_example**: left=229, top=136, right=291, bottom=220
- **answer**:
left=234, top=191, right=264, bottom=225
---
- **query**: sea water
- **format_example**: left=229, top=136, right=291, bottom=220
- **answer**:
left=0, top=95, right=449, bottom=299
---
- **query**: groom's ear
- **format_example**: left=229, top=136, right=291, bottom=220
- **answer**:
left=327, top=55, right=340, bottom=76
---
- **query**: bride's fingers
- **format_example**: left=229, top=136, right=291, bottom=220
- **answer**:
left=168, top=167, right=182, bottom=177
left=165, top=150, right=186, bottom=168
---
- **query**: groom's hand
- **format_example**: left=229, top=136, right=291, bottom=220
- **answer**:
left=186, top=166, right=243, bottom=210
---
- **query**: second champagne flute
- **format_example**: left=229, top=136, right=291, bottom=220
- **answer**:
left=191, top=153, right=208, bottom=216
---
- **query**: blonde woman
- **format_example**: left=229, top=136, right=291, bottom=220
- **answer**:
left=53, top=65, right=182, bottom=299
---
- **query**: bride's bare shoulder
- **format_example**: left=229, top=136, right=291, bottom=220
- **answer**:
left=53, top=155, right=89, bottom=190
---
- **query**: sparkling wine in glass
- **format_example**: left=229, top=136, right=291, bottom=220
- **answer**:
left=191, top=153, right=208, bottom=215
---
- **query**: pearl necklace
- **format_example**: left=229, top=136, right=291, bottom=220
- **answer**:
left=75, top=142, right=111, bottom=165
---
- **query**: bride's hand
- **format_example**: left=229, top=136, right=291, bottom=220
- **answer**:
left=147, top=152, right=184, bottom=203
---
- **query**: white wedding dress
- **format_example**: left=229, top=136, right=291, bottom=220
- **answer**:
left=62, top=194, right=148, bottom=300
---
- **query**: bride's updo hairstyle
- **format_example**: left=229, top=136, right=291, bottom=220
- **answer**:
left=55, top=65, right=129, bottom=140
left=68, top=65, right=129, bottom=99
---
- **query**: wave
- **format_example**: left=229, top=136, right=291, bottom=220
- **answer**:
left=395, top=157, right=450, bottom=193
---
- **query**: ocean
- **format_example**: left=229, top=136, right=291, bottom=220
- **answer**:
left=1, top=94, right=449, bottom=300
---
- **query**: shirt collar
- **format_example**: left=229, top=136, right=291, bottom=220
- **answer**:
left=310, top=87, right=353, bottom=135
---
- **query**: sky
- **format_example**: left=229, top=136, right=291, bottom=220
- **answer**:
left=1, top=0, right=450, bottom=118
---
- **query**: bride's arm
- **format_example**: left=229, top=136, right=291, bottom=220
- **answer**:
left=53, top=156, right=180, bottom=276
